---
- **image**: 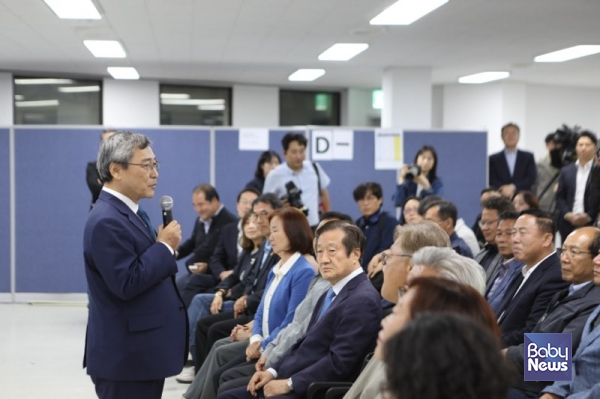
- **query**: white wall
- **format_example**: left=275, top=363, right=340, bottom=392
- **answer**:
left=0, top=73, right=13, bottom=126
left=526, top=84, right=600, bottom=160
left=345, top=88, right=381, bottom=127
left=232, top=85, right=278, bottom=127
left=431, top=85, right=444, bottom=129
left=382, top=67, right=432, bottom=129
left=103, top=79, right=159, bottom=127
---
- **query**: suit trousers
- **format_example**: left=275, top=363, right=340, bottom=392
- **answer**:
left=91, top=376, right=164, bottom=399
left=217, top=362, right=256, bottom=395
left=176, top=273, right=218, bottom=307
left=216, top=386, right=294, bottom=399
left=194, top=312, right=253, bottom=372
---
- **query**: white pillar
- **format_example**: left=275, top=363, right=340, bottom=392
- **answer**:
left=103, top=79, right=160, bottom=127
left=381, top=67, right=432, bottom=129
left=0, top=73, right=13, bottom=125
left=232, top=85, right=279, bottom=127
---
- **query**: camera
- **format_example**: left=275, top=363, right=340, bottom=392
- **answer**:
left=282, top=181, right=309, bottom=216
left=549, top=124, right=580, bottom=169
left=405, top=164, right=422, bottom=181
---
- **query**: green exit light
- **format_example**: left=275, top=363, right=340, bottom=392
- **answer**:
left=315, top=93, right=329, bottom=111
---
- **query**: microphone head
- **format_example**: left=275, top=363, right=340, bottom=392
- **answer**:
left=160, top=195, right=174, bottom=211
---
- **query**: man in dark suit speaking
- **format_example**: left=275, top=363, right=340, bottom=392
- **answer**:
left=217, top=221, right=382, bottom=399
left=83, top=131, right=187, bottom=399
left=489, top=123, right=537, bottom=198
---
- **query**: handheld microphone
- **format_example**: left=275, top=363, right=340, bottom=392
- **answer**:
left=160, top=195, right=174, bottom=226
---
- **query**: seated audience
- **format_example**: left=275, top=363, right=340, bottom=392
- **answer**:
left=485, top=211, right=524, bottom=315
left=406, top=246, right=486, bottom=294
left=176, top=184, right=238, bottom=307
left=353, top=182, right=398, bottom=291
left=398, top=196, right=422, bottom=225
left=346, top=276, right=503, bottom=399
left=472, top=186, right=502, bottom=246
left=217, top=221, right=382, bottom=399
left=475, top=196, right=515, bottom=274
left=383, top=313, right=511, bottom=399
left=245, top=150, right=281, bottom=193
left=422, top=200, right=474, bottom=258
left=540, top=245, right=600, bottom=398
left=393, top=145, right=444, bottom=208
left=497, top=210, right=569, bottom=347
left=506, top=226, right=600, bottom=398
left=512, top=190, right=540, bottom=212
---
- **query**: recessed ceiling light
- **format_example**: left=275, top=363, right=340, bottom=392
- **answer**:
left=43, top=0, right=101, bottom=20
left=534, top=45, right=600, bottom=63
left=160, top=93, right=191, bottom=100
left=107, top=67, right=139, bottom=80
left=14, top=78, right=75, bottom=85
left=84, top=40, right=126, bottom=58
left=288, top=69, right=326, bottom=82
left=161, top=99, right=225, bottom=106
left=15, top=100, right=60, bottom=108
left=198, top=105, right=226, bottom=111
left=318, top=43, right=369, bottom=61
left=458, top=71, right=510, bottom=84
left=370, top=0, right=448, bottom=26
left=58, top=86, right=101, bottom=93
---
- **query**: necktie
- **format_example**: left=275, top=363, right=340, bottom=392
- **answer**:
left=317, top=288, right=336, bottom=320
left=137, top=207, right=156, bottom=240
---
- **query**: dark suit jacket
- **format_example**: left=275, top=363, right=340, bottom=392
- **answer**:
left=86, top=161, right=102, bottom=206
left=243, top=243, right=280, bottom=314
left=489, top=149, right=537, bottom=191
left=272, top=273, right=382, bottom=398
left=507, top=282, right=600, bottom=393
left=177, top=207, right=238, bottom=268
left=555, top=163, right=600, bottom=238
left=208, top=221, right=240, bottom=280
left=83, top=191, right=187, bottom=380
left=497, top=252, right=569, bottom=347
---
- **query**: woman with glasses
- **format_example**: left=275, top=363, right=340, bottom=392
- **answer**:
left=393, top=145, right=444, bottom=209
left=245, top=150, right=282, bottom=193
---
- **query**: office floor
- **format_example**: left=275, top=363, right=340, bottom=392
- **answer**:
left=0, top=303, right=187, bottom=399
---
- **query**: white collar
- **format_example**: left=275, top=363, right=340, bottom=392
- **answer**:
left=102, top=186, right=138, bottom=214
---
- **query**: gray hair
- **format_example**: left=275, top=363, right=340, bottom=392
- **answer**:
left=412, top=247, right=486, bottom=294
left=97, top=131, right=151, bottom=183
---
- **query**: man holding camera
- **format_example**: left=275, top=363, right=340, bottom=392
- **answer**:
left=263, top=133, right=331, bottom=228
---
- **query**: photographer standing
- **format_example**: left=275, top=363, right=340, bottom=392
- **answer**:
left=263, top=133, right=330, bottom=228
left=556, top=131, right=600, bottom=243
left=393, top=145, right=444, bottom=209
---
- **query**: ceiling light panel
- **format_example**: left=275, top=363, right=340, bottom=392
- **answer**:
left=370, top=0, right=448, bottom=25
left=458, top=71, right=510, bottom=84
left=288, top=69, right=326, bottom=82
left=107, top=67, right=139, bottom=80
left=318, top=43, right=369, bottom=61
left=43, top=0, right=101, bottom=20
left=84, top=40, right=126, bottom=58
left=534, top=45, right=600, bottom=63
left=58, top=86, right=101, bottom=93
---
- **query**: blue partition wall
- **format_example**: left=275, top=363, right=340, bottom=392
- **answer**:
left=403, top=130, right=487, bottom=226
left=0, top=128, right=10, bottom=292
left=14, top=128, right=210, bottom=293
left=214, top=129, right=299, bottom=212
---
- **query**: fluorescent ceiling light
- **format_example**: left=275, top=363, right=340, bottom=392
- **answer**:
left=288, top=69, right=326, bottom=82
left=15, top=78, right=74, bottom=85
left=14, top=95, right=25, bottom=101
left=370, top=0, right=448, bottom=25
left=107, top=67, right=139, bottom=80
left=160, top=93, right=191, bottom=100
left=161, top=99, right=225, bottom=106
left=372, top=89, right=383, bottom=110
left=84, top=40, right=126, bottom=58
left=58, top=85, right=100, bottom=93
left=43, top=0, right=101, bottom=20
left=318, top=43, right=369, bottom=61
left=458, top=71, right=510, bottom=84
left=15, top=100, right=60, bottom=108
left=198, top=105, right=226, bottom=111
left=534, top=45, right=600, bottom=63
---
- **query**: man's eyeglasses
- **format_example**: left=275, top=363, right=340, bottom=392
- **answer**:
left=250, top=211, right=270, bottom=220
left=127, top=161, right=160, bottom=173
left=560, top=247, right=593, bottom=258
left=381, top=252, right=412, bottom=266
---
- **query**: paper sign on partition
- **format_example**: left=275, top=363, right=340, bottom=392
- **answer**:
left=312, top=130, right=354, bottom=160
left=239, top=129, right=269, bottom=151
left=374, top=130, right=403, bottom=170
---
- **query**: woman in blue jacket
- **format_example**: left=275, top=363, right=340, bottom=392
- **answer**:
left=393, top=145, right=444, bottom=208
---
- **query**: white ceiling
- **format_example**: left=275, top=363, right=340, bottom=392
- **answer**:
left=1, top=0, right=600, bottom=89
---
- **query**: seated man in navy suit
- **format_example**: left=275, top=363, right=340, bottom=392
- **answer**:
left=489, top=123, right=537, bottom=198
left=496, top=210, right=569, bottom=347
left=83, top=131, right=187, bottom=399
left=216, top=221, right=382, bottom=399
